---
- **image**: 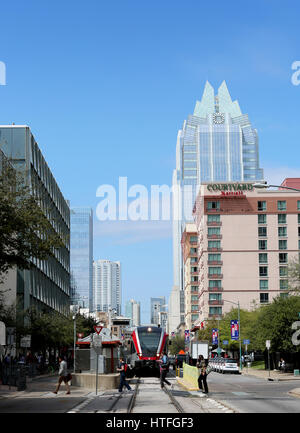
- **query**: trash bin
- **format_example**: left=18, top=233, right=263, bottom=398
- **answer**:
left=294, top=369, right=300, bottom=376
left=247, top=362, right=252, bottom=368
left=16, top=365, right=27, bottom=391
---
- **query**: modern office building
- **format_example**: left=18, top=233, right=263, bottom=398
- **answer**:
left=170, top=81, right=264, bottom=332
left=0, top=125, right=70, bottom=315
left=192, top=180, right=300, bottom=327
left=150, top=297, right=166, bottom=325
left=181, top=223, right=199, bottom=331
left=93, top=260, right=121, bottom=315
left=70, top=207, right=93, bottom=310
left=125, top=299, right=141, bottom=327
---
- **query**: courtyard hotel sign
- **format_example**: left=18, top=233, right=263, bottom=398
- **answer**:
left=207, top=183, right=254, bottom=196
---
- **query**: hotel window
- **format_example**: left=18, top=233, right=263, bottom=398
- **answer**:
left=190, top=236, right=198, bottom=242
left=260, top=293, right=269, bottom=303
left=191, top=276, right=198, bottom=282
left=260, top=280, right=268, bottom=290
left=258, top=227, right=267, bottom=237
left=191, top=305, right=198, bottom=311
left=279, top=253, right=288, bottom=263
left=258, top=214, right=267, bottom=224
left=277, top=201, right=286, bottom=211
left=259, top=253, right=268, bottom=264
left=208, top=227, right=221, bottom=236
left=209, top=293, right=222, bottom=301
left=280, top=293, right=288, bottom=299
left=208, top=253, right=221, bottom=262
left=191, top=314, right=199, bottom=321
left=298, top=214, right=300, bottom=224
left=278, top=214, right=286, bottom=224
left=278, top=226, right=287, bottom=237
left=209, top=307, right=222, bottom=315
left=207, top=201, right=220, bottom=210
left=299, top=240, right=300, bottom=250
left=191, top=266, right=198, bottom=273
left=191, top=257, right=197, bottom=263
left=279, top=266, right=288, bottom=277
left=280, top=280, right=288, bottom=290
left=208, top=240, right=221, bottom=249
left=209, top=280, right=222, bottom=288
left=259, top=266, right=268, bottom=277
left=208, top=214, right=220, bottom=223
left=297, top=201, right=300, bottom=211
left=279, top=239, right=287, bottom=250
left=258, top=201, right=266, bottom=211
left=258, top=240, right=267, bottom=250
left=191, top=286, right=198, bottom=292
left=190, top=247, right=197, bottom=254
left=298, top=227, right=300, bottom=237
left=191, top=295, right=198, bottom=301
left=208, top=267, right=221, bottom=275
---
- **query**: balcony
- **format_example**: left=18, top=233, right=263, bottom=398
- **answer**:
left=208, top=286, right=223, bottom=292
left=207, top=234, right=222, bottom=239
left=207, top=260, right=223, bottom=266
left=207, top=221, right=222, bottom=226
left=208, top=273, right=223, bottom=279
left=207, top=247, right=223, bottom=252
left=208, top=300, right=224, bottom=306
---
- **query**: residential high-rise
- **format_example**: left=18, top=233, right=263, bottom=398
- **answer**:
left=0, top=125, right=70, bottom=315
left=70, top=207, right=93, bottom=310
left=93, top=260, right=121, bottom=315
left=125, top=299, right=141, bottom=327
left=150, top=297, right=166, bottom=325
left=170, top=81, right=264, bottom=333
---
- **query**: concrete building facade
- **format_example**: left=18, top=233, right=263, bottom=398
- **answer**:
left=193, top=180, right=300, bottom=326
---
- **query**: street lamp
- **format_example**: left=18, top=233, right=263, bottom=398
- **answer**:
left=253, top=182, right=300, bottom=193
left=71, top=305, right=79, bottom=374
left=222, top=299, right=242, bottom=370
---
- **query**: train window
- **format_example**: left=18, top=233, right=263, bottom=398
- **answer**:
left=138, top=329, right=162, bottom=356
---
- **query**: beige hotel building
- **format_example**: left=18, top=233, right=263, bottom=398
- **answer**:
left=190, top=178, right=300, bottom=328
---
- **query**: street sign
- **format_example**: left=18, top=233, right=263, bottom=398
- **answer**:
left=266, top=340, right=271, bottom=349
left=94, top=325, right=103, bottom=335
left=243, top=339, right=250, bottom=345
left=222, top=340, right=228, bottom=345
left=92, top=335, right=102, bottom=354
left=20, top=335, right=31, bottom=348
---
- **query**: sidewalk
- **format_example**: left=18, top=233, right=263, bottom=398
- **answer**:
left=241, top=368, right=300, bottom=382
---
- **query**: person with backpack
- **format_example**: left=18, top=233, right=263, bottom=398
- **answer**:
left=117, top=357, right=132, bottom=393
left=159, top=351, right=171, bottom=389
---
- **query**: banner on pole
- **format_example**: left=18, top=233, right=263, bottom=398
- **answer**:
left=184, top=330, right=190, bottom=342
left=212, top=328, right=218, bottom=345
left=231, top=320, right=239, bottom=340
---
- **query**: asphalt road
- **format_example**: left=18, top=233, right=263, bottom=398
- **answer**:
left=206, top=371, right=300, bottom=413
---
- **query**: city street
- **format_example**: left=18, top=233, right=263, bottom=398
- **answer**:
left=205, top=372, right=300, bottom=413
left=0, top=371, right=299, bottom=413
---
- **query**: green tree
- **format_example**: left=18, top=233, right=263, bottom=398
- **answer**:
left=0, top=165, right=65, bottom=279
left=250, top=295, right=300, bottom=353
left=288, top=257, right=300, bottom=293
left=169, top=335, right=185, bottom=355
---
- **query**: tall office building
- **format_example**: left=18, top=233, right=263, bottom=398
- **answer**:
left=150, top=297, right=166, bottom=325
left=125, top=299, right=141, bottom=327
left=93, top=260, right=121, bottom=315
left=70, top=207, right=93, bottom=311
left=0, top=125, right=70, bottom=315
left=170, top=81, right=264, bottom=333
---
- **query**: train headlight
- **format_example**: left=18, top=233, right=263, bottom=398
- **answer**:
left=147, top=327, right=152, bottom=332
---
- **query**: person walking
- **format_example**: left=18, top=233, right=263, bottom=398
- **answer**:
left=117, top=357, right=132, bottom=393
left=197, top=355, right=209, bottom=394
left=159, top=351, right=171, bottom=389
left=53, top=356, right=71, bottom=395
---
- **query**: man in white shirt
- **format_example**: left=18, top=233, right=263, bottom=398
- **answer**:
left=53, top=356, right=71, bottom=394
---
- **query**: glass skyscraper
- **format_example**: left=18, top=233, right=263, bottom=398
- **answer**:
left=70, top=207, right=93, bottom=310
left=170, top=81, right=264, bottom=332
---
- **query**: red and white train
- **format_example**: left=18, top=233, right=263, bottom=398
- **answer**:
left=126, top=326, right=168, bottom=377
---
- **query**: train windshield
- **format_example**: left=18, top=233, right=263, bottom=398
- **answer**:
left=138, top=327, right=162, bottom=356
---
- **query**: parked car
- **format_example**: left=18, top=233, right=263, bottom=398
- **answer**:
left=221, top=358, right=239, bottom=374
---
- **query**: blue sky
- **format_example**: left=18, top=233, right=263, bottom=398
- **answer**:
left=1, top=0, right=300, bottom=322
